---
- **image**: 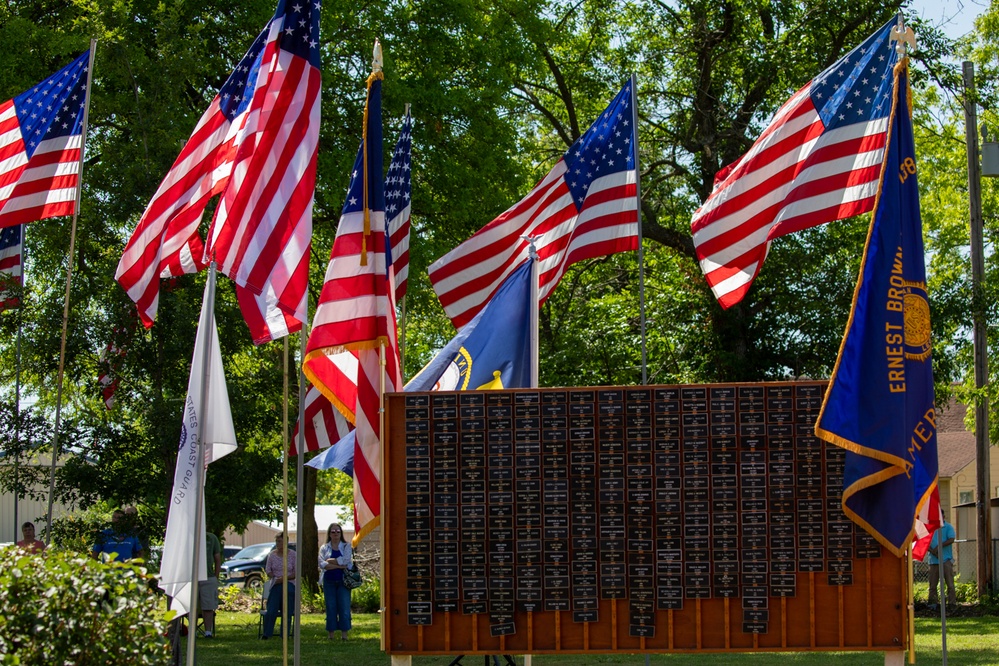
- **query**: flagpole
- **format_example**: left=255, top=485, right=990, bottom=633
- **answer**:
left=14, top=224, right=23, bottom=541
left=294, top=314, right=309, bottom=666
left=524, top=238, right=539, bottom=389
left=628, top=74, right=648, bottom=385
left=185, top=262, right=218, bottom=666
left=281, top=336, right=290, bottom=665
left=907, top=548, right=915, bottom=664
left=46, top=38, right=97, bottom=543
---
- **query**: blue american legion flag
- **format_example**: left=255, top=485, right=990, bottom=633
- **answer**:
left=692, top=19, right=898, bottom=308
left=0, top=224, right=23, bottom=311
left=815, top=55, right=940, bottom=557
left=429, top=81, right=638, bottom=329
left=386, top=110, right=412, bottom=301
left=0, top=51, right=90, bottom=229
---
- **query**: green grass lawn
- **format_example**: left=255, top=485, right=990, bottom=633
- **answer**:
left=184, top=612, right=999, bottom=665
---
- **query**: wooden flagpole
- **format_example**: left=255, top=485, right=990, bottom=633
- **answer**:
left=294, top=313, right=309, bottom=666
left=46, top=39, right=97, bottom=543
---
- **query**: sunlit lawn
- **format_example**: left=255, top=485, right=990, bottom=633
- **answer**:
left=184, top=612, right=999, bottom=665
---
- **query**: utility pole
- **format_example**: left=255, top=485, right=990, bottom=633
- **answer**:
left=962, top=60, right=993, bottom=596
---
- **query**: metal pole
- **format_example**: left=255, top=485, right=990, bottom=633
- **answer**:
left=962, top=60, right=994, bottom=597
left=46, top=39, right=97, bottom=543
left=294, top=314, right=309, bottom=666
left=525, top=241, right=539, bottom=389
left=185, top=263, right=219, bottom=666
left=281, top=336, right=290, bottom=665
left=14, top=310, right=21, bottom=543
left=907, top=549, right=915, bottom=664
left=629, top=74, right=648, bottom=385
left=939, top=549, right=948, bottom=666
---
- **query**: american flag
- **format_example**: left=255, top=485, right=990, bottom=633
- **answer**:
left=0, top=51, right=89, bottom=229
left=0, top=224, right=23, bottom=311
left=691, top=18, right=898, bottom=309
left=385, top=110, right=412, bottom=301
left=303, top=56, right=402, bottom=545
left=116, top=0, right=319, bottom=344
left=290, top=384, right=353, bottom=457
left=97, top=310, right=137, bottom=410
left=429, top=81, right=639, bottom=329
left=912, top=486, right=943, bottom=562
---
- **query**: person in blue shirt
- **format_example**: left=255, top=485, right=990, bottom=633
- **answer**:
left=318, top=523, right=353, bottom=641
left=926, top=515, right=957, bottom=607
left=91, top=509, right=144, bottom=562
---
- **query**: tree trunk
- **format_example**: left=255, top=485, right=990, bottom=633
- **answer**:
left=299, top=465, right=319, bottom=593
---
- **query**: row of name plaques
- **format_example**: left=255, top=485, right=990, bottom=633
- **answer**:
left=397, top=383, right=881, bottom=638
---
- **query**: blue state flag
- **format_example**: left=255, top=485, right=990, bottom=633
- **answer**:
left=407, top=258, right=533, bottom=392
left=308, top=259, right=534, bottom=471
left=815, top=59, right=939, bottom=558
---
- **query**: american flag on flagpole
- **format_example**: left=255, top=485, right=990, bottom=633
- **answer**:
left=385, top=109, right=412, bottom=301
left=290, top=384, right=353, bottom=457
left=0, top=51, right=90, bottom=229
left=0, top=225, right=24, bottom=311
left=303, top=42, right=401, bottom=545
left=691, top=18, right=899, bottom=309
left=428, top=81, right=639, bottom=330
left=97, top=309, right=137, bottom=410
left=116, top=0, right=319, bottom=344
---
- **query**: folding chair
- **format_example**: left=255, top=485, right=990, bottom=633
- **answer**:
left=257, top=580, right=295, bottom=638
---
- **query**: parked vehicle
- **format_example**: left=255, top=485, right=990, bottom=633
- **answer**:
left=218, top=542, right=295, bottom=592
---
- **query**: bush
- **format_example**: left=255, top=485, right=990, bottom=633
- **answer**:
left=351, top=574, right=381, bottom=613
left=0, top=546, right=171, bottom=665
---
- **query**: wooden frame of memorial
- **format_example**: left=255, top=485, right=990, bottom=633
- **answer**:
left=382, top=382, right=907, bottom=657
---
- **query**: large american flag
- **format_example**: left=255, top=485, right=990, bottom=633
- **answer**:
left=691, top=18, right=898, bottom=309
left=429, top=81, right=639, bottom=329
left=116, top=0, right=319, bottom=344
left=0, top=51, right=89, bottom=229
left=303, top=62, right=402, bottom=545
left=385, top=110, right=412, bottom=301
left=0, top=225, right=23, bottom=311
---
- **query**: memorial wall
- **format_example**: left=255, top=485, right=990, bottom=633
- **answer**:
left=383, top=383, right=907, bottom=655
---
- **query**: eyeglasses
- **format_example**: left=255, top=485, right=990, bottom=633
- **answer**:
left=330, top=528, right=341, bottom=532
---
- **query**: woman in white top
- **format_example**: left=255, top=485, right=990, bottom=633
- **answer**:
left=318, top=523, right=353, bottom=640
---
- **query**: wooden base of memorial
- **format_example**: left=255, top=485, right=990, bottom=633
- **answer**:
left=381, top=383, right=908, bottom=661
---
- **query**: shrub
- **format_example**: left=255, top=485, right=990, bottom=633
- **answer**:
left=351, top=573, right=381, bottom=613
left=0, top=546, right=171, bottom=665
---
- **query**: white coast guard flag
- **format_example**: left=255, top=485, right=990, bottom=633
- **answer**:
left=159, top=276, right=237, bottom=617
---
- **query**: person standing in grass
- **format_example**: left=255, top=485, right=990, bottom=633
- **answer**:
left=261, top=532, right=296, bottom=639
left=318, top=523, right=352, bottom=640
left=200, top=531, right=222, bottom=638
